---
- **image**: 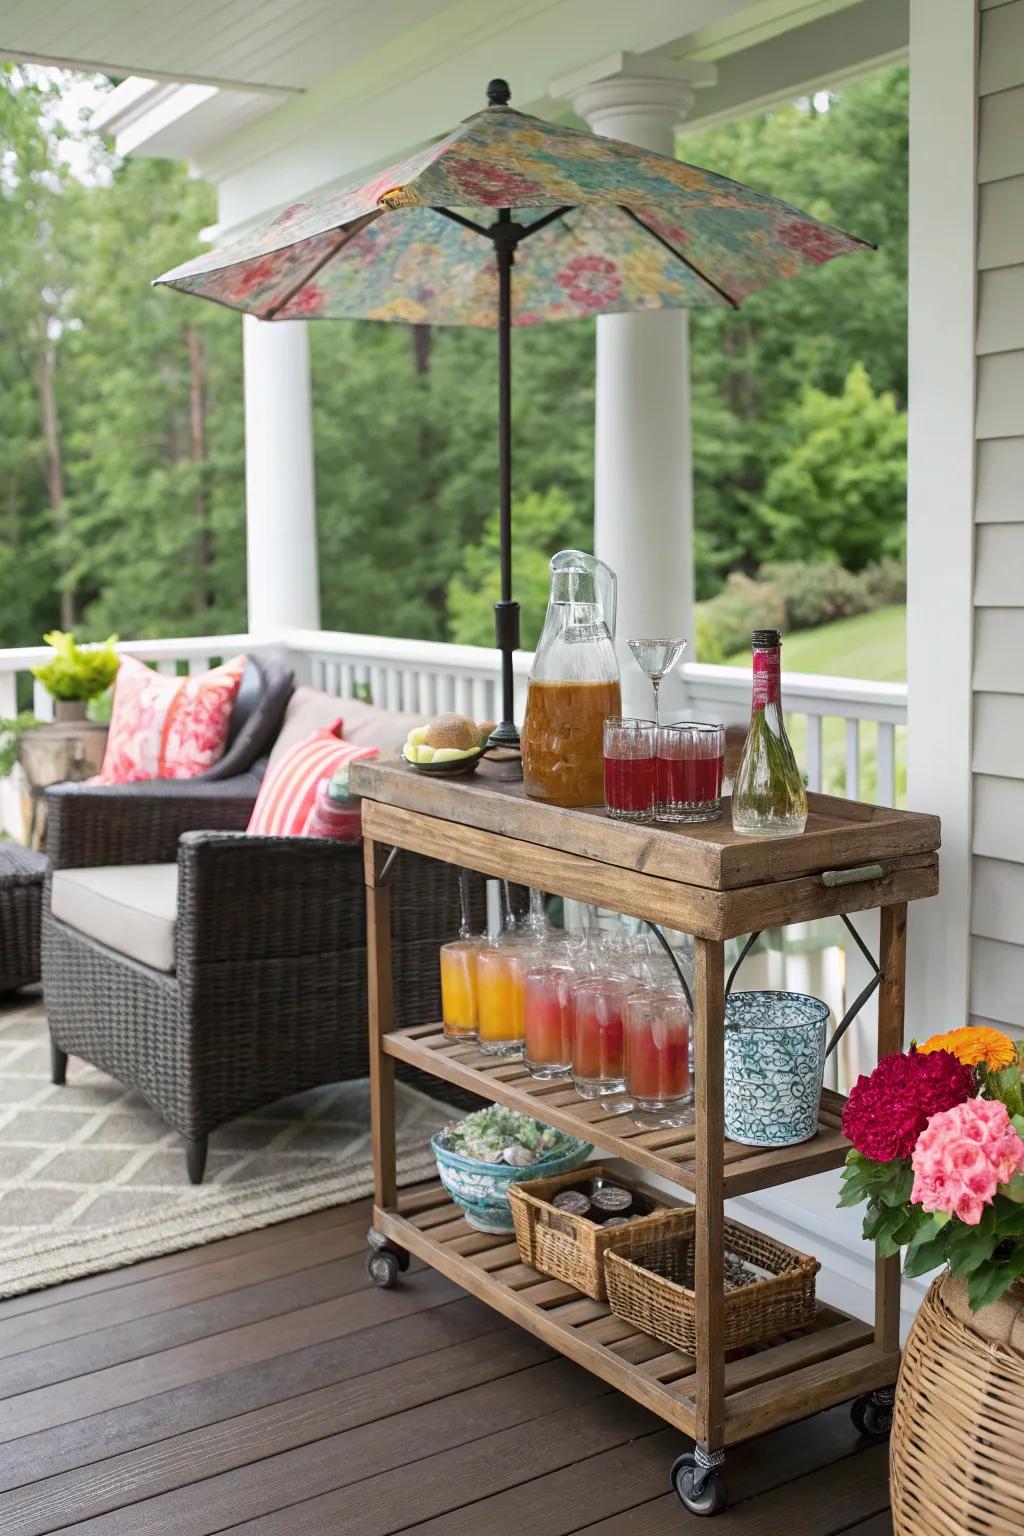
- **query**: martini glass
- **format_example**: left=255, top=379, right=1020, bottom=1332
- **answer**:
left=628, top=638, right=687, bottom=729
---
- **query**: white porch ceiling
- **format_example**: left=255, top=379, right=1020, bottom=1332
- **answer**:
left=0, top=0, right=453, bottom=92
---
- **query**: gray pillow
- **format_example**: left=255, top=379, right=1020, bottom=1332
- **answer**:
left=267, top=686, right=427, bottom=767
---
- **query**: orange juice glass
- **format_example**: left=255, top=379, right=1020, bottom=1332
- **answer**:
left=440, top=939, right=482, bottom=1040
left=475, top=945, right=526, bottom=1056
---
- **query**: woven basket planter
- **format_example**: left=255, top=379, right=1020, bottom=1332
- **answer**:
left=892, top=1271, right=1024, bottom=1536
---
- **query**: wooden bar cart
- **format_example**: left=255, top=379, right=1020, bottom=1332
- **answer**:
left=352, top=759, right=940, bottom=1518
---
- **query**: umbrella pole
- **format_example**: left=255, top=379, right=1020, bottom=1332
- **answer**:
left=488, top=209, right=521, bottom=751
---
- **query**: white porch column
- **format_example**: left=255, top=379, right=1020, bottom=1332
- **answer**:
left=242, top=315, right=321, bottom=633
left=557, top=56, right=714, bottom=714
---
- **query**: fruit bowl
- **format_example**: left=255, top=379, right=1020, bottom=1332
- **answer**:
left=402, top=744, right=486, bottom=776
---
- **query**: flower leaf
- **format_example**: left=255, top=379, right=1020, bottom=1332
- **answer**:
left=903, top=1229, right=951, bottom=1278
left=966, top=1248, right=1024, bottom=1311
left=944, top=1213, right=1000, bottom=1277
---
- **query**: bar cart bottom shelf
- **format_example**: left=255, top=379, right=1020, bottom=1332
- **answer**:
left=370, top=1184, right=899, bottom=1514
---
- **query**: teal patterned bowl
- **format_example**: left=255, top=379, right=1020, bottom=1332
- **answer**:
left=724, top=990, right=830, bottom=1148
left=432, top=1132, right=593, bottom=1233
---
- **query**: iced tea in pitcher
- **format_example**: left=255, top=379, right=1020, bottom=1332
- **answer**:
left=521, top=552, right=620, bottom=807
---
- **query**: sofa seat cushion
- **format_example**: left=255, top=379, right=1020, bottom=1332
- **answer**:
left=51, top=865, right=178, bottom=973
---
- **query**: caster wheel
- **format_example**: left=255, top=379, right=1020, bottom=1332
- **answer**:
left=850, top=1392, right=893, bottom=1439
left=671, top=1453, right=727, bottom=1516
left=366, top=1249, right=401, bottom=1288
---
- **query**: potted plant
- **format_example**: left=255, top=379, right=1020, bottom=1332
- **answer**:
left=16, top=633, right=121, bottom=840
left=30, top=630, right=120, bottom=722
left=838, top=1025, right=1024, bottom=1534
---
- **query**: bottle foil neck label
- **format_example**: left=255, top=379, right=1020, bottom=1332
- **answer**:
left=752, top=648, right=781, bottom=710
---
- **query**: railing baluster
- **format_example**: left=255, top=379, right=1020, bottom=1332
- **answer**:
left=0, top=672, right=17, bottom=720
left=32, top=680, right=54, bottom=723
left=877, top=723, right=896, bottom=806
left=806, top=714, right=823, bottom=793
left=471, top=676, right=489, bottom=724
left=845, top=719, right=860, bottom=800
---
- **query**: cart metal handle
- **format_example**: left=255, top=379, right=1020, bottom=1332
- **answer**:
left=819, top=862, right=891, bottom=888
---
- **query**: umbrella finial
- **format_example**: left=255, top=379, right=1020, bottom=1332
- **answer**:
left=486, top=78, right=511, bottom=107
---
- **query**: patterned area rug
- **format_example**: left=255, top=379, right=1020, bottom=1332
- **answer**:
left=0, top=991, right=455, bottom=1298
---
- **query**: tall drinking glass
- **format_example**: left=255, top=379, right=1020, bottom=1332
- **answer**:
left=440, top=938, right=483, bottom=1040
left=624, top=987, right=693, bottom=1127
left=475, top=944, right=527, bottom=1056
left=571, top=976, right=636, bottom=1098
left=524, top=963, right=574, bottom=1078
left=657, top=722, right=725, bottom=824
left=603, top=717, right=657, bottom=822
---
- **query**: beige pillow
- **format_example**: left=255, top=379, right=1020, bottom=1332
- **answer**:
left=268, top=686, right=427, bottom=767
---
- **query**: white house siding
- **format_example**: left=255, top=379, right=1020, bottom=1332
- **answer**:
left=972, top=0, right=1024, bottom=1034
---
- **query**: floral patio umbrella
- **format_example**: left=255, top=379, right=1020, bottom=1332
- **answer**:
left=155, top=80, right=872, bottom=746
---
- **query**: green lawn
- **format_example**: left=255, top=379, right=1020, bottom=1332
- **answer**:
left=724, top=605, right=906, bottom=682
left=723, top=605, right=907, bottom=802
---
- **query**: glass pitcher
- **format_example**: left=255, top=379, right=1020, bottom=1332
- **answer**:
left=521, top=551, right=621, bottom=806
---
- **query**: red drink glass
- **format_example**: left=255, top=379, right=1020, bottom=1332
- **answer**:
left=571, top=976, right=636, bottom=1098
left=624, top=987, right=693, bottom=1127
left=524, top=964, right=574, bottom=1078
left=657, top=723, right=725, bottom=824
left=603, top=718, right=657, bottom=822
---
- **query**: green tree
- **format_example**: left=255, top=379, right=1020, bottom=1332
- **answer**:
left=448, top=488, right=589, bottom=648
left=754, top=363, right=907, bottom=569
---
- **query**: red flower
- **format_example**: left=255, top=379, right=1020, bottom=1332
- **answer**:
left=554, top=254, right=622, bottom=310
left=777, top=218, right=842, bottom=265
left=447, top=156, right=539, bottom=206
left=842, top=1049, right=976, bottom=1163
left=281, top=284, right=326, bottom=318
left=232, top=257, right=283, bottom=299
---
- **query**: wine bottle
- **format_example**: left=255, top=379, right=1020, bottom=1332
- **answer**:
left=731, top=629, right=808, bottom=838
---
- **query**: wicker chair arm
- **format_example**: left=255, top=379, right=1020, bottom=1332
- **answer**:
left=175, top=830, right=365, bottom=971
left=45, top=776, right=261, bottom=870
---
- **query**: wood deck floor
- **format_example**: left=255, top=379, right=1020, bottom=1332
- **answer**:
left=0, top=1195, right=892, bottom=1534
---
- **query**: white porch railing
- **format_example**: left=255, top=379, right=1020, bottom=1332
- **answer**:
left=0, top=627, right=907, bottom=809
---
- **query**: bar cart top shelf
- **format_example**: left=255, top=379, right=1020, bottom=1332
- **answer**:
left=351, top=759, right=940, bottom=940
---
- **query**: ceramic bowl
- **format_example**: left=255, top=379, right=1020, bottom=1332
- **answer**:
left=431, top=1132, right=593, bottom=1233
left=401, top=745, right=486, bottom=777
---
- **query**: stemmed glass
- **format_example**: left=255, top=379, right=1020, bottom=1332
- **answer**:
left=628, top=638, right=687, bottom=729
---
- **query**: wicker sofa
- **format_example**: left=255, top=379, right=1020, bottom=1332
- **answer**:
left=41, top=677, right=481, bottom=1182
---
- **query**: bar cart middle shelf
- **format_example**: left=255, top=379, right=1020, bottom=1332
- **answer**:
left=351, top=759, right=940, bottom=1518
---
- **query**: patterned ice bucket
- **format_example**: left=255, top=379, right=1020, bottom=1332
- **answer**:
left=724, top=991, right=830, bottom=1148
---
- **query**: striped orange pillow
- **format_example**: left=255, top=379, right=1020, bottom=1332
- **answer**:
left=246, top=723, right=377, bottom=838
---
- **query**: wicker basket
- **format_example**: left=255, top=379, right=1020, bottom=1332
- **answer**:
left=892, top=1271, right=1024, bottom=1535
left=507, top=1164, right=691, bottom=1301
left=603, top=1209, right=819, bottom=1353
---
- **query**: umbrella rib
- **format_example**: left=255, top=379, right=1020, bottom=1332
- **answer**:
left=437, top=208, right=493, bottom=239
left=619, top=205, right=741, bottom=310
left=520, top=206, right=572, bottom=240
left=260, top=216, right=373, bottom=320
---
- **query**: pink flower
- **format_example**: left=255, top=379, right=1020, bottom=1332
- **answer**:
left=911, top=1099, right=1024, bottom=1225
left=554, top=254, right=622, bottom=311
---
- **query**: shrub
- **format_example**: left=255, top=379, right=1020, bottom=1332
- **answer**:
left=860, top=558, right=906, bottom=608
left=696, top=559, right=907, bottom=659
left=696, top=573, right=786, bottom=661
left=760, top=560, right=866, bottom=630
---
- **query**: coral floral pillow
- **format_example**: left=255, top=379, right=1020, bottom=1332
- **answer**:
left=247, top=723, right=377, bottom=838
left=94, top=654, right=247, bottom=785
